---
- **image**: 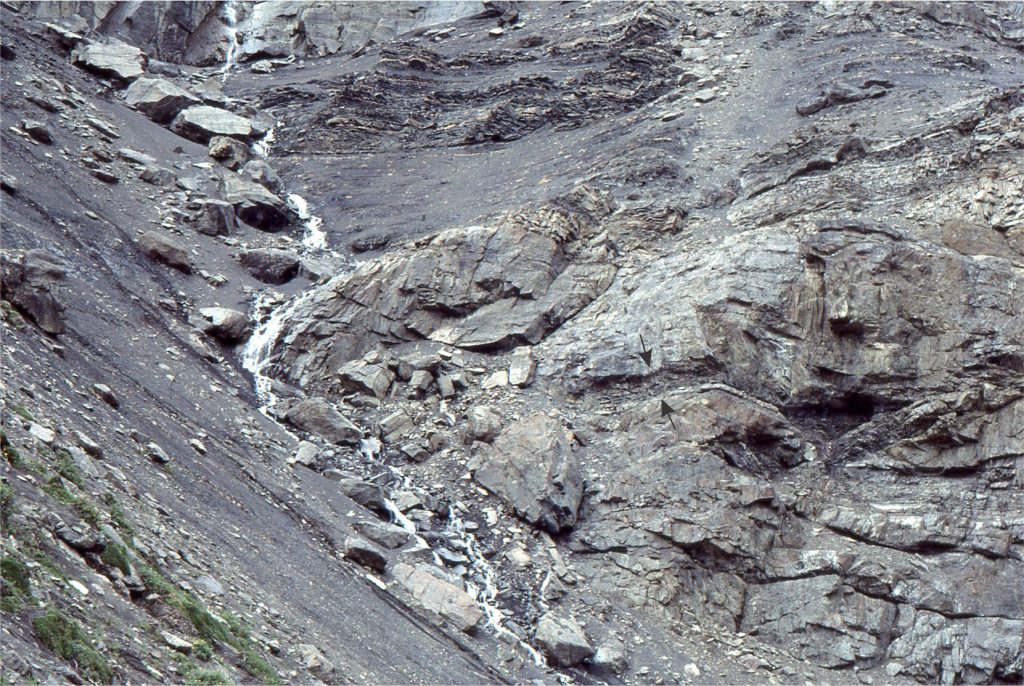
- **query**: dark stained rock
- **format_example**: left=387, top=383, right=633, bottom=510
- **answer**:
left=1, top=250, right=66, bottom=334
left=239, top=248, right=299, bottom=285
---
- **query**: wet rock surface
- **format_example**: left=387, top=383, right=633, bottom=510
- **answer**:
left=2, top=1, right=1023, bottom=685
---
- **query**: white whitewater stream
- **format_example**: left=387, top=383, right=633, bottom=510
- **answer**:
left=227, top=27, right=541, bottom=664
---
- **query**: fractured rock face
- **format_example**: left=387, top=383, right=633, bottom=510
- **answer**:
left=474, top=413, right=583, bottom=533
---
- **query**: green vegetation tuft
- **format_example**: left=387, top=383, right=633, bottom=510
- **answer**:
left=1, top=431, right=24, bottom=469
left=179, top=594, right=230, bottom=646
left=240, top=646, right=279, bottom=685
left=137, top=564, right=176, bottom=597
left=40, top=477, right=76, bottom=506
left=192, top=639, right=213, bottom=662
left=0, top=482, right=13, bottom=529
left=174, top=655, right=229, bottom=685
left=54, top=449, right=84, bottom=489
left=101, top=494, right=135, bottom=541
left=32, top=607, right=113, bottom=683
left=99, top=542, right=132, bottom=576
left=1, top=553, right=33, bottom=613
left=11, top=405, right=33, bottom=422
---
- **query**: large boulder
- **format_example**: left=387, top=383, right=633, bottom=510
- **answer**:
left=534, top=612, right=595, bottom=667
left=337, top=358, right=394, bottom=399
left=0, top=250, right=66, bottom=334
left=474, top=413, right=583, bottom=533
left=194, top=199, right=236, bottom=237
left=220, top=173, right=291, bottom=231
left=391, top=563, right=484, bottom=634
left=239, top=248, right=299, bottom=285
left=285, top=398, right=361, bottom=445
left=123, top=77, right=199, bottom=124
left=196, top=307, right=250, bottom=343
left=72, top=39, right=146, bottom=82
left=171, top=105, right=258, bottom=144
left=138, top=231, right=191, bottom=273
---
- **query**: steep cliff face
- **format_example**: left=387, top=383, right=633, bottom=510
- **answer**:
left=14, top=0, right=486, bottom=65
left=1, top=1, right=1022, bottom=685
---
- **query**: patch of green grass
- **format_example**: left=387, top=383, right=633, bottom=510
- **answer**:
left=54, top=449, right=84, bottom=489
left=192, top=638, right=213, bottom=662
left=99, top=542, right=132, bottom=576
left=1, top=300, right=26, bottom=329
left=239, top=646, right=279, bottom=685
left=137, top=564, right=176, bottom=598
left=179, top=594, right=230, bottom=646
left=101, top=494, right=135, bottom=541
left=1, top=431, right=24, bottom=469
left=174, top=655, right=229, bottom=685
left=40, top=477, right=76, bottom=506
left=11, top=405, right=33, bottom=422
left=0, top=482, right=13, bottom=529
left=221, top=609, right=250, bottom=641
left=32, top=607, right=113, bottom=683
left=1, top=554, right=32, bottom=597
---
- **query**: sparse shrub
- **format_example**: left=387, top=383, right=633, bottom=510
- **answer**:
left=54, top=449, right=84, bottom=489
left=1, top=431, right=24, bottom=468
left=240, top=646, right=279, bottom=684
left=179, top=594, right=230, bottom=646
left=1, top=553, right=32, bottom=613
left=32, top=607, right=113, bottom=683
left=192, top=638, right=213, bottom=662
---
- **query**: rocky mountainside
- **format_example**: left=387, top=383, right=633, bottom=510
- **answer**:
left=2, top=2, right=1023, bottom=685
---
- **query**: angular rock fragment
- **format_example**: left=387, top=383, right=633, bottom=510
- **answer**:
left=344, top=537, right=388, bottom=573
left=123, top=77, right=199, bottom=124
left=171, top=105, right=257, bottom=144
left=220, top=173, right=291, bottom=231
left=534, top=611, right=594, bottom=667
left=285, top=398, right=361, bottom=445
left=391, top=563, right=484, bottom=633
left=72, top=39, right=146, bottom=82
left=475, top=413, right=583, bottom=533
left=196, top=307, right=250, bottom=343
left=338, top=358, right=394, bottom=399
left=1, top=250, right=67, bottom=334
left=195, top=199, right=235, bottom=237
